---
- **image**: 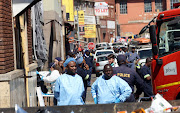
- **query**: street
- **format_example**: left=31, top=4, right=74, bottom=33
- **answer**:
left=86, top=74, right=96, bottom=104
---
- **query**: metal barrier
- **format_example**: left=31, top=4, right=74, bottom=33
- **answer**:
left=1, top=100, right=180, bottom=113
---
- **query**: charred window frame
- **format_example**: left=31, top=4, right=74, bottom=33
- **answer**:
left=14, top=16, right=24, bottom=69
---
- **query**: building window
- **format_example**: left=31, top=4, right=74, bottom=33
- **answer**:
left=144, top=0, right=152, bottom=12
left=170, top=0, right=179, bottom=9
left=81, top=1, right=87, bottom=10
left=120, top=0, right=127, bottom=14
left=103, top=33, right=106, bottom=42
left=111, top=8, right=115, bottom=18
left=87, top=2, right=93, bottom=8
left=155, top=0, right=163, bottom=12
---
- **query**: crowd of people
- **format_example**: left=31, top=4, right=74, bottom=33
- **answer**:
left=36, top=45, right=154, bottom=106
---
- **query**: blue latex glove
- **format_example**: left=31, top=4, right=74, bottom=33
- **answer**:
left=36, top=71, right=39, bottom=75
left=41, top=76, right=44, bottom=81
left=115, top=98, right=121, bottom=103
left=93, top=97, right=98, bottom=104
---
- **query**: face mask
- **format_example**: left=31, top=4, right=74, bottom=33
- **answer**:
left=104, top=74, right=112, bottom=80
left=67, top=69, right=76, bottom=75
left=111, top=63, right=114, bottom=66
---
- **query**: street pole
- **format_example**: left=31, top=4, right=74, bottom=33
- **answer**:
left=76, top=7, right=80, bottom=45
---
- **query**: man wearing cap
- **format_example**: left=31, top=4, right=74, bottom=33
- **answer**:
left=113, top=55, right=145, bottom=102
left=54, top=57, right=64, bottom=74
left=125, top=47, right=140, bottom=70
left=40, top=62, right=61, bottom=84
left=119, top=47, right=125, bottom=55
left=137, top=58, right=153, bottom=97
left=54, top=58, right=85, bottom=106
left=84, top=50, right=93, bottom=87
left=107, top=54, right=118, bottom=67
left=91, top=64, right=132, bottom=104
left=66, top=51, right=74, bottom=59
left=76, top=57, right=90, bottom=102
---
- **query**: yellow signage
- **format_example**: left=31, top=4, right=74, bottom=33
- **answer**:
left=75, top=10, right=84, bottom=25
left=84, top=24, right=96, bottom=38
left=62, top=0, right=74, bottom=21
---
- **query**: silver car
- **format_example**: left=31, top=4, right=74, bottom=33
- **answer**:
left=95, top=54, right=109, bottom=77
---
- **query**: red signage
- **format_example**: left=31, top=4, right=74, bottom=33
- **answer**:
left=88, top=42, right=95, bottom=50
left=94, top=2, right=109, bottom=16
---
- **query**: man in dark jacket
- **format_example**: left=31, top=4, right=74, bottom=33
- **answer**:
left=139, top=58, right=153, bottom=97
left=84, top=50, right=93, bottom=87
left=76, top=57, right=90, bottom=102
left=113, top=55, right=145, bottom=102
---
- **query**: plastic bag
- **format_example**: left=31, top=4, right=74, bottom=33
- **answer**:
left=145, top=93, right=172, bottom=113
left=15, top=104, right=28, bottom=113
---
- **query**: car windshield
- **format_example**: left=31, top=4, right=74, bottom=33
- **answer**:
left=96, top=43, right=107, bottom=48
left=158, top=17, right=180, bottom=57
left=96, top=51, right=113, bottom=56
left=138, top=49, right=152, bottom=59
left=112, top=43, right=123, bottom=46
left=97, top=56, right=108, bottom=62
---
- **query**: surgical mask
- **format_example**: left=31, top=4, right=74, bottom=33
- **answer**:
left=104, top=74, right=112, bottom=80
left=111, top=63, right=114, bottom=66
left=67, top=69, right=76, bottom=75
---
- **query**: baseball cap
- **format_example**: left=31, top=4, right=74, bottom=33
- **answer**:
left=117, top=55, right=126, bottom=62
left=55, top=57, right=61, bottom=62
left=49, top=62, right=55, bottom=68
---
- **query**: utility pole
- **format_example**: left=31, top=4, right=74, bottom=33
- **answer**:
left=76, top=6, right=80, bottom=45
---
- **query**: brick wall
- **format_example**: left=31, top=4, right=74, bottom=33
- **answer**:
left=27, top=9, right=33, bottom=64
left=0, top=0, right=14, bottom=74
left=116, top=0, right=160, bottom=36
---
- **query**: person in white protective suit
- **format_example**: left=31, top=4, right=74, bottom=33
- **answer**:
left=54, top=58, right=85, bottom=106
left=91, top=64, right=132, bottom=104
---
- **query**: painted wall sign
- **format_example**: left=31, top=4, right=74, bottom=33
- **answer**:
left=163, top=61, right=177, bottom=76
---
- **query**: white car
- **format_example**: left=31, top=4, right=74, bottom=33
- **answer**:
left=95, top=42, right=111, bottom=50
left=137, top=47, right=165, bottom=67
left=95, top=54, right=109, bottom=77
left=94, top=49, right=115, bottom=63
left=112, top=42, right=124, bottom=48
left=137, top=48, right=152, bottom=67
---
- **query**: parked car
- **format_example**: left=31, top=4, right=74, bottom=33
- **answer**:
left=112, top=42, right=124, bottom=48
left=93, top=49, right=115, bottom=63
left=94, top=54, right=109, bottom=77
left=95, top=42, right=111, bottom=50
left=137, top=47, right=165, bottom=67
left=137, top=48, right=152, bottom=67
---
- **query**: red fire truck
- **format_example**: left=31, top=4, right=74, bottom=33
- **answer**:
left=139, top=3, right=180, bottom=100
